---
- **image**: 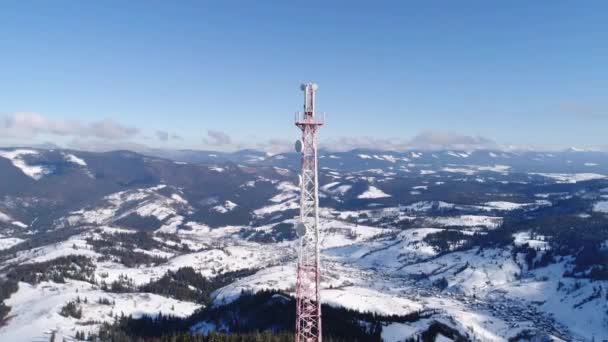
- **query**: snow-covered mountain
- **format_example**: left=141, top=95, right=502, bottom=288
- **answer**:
left=0, top=147, right=607, bottom=341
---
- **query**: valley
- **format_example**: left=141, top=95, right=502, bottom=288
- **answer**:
left=0, top=147, right=607, bottom=341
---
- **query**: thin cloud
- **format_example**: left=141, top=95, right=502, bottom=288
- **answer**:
left=66, top=139, right=150, bottom=153
left=155, top=130, right=169, bottom=141
left=155, top=130, right=183, bottom=142
left=320, top=132, right=499, bottom=152
left=407, top=131, right=499, bottom=150
left=1, top=112, right=138, bottom=140
left=202, top=130, right=232, bottom=147
left=321, top=136, right=409, bottom=152
left=254, top=138, right=292, bottom=155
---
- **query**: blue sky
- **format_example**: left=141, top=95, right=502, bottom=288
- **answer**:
left=1, top=1, right=607, bottom=152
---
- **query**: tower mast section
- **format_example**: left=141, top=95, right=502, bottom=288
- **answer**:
left=294, top=82, right=324, bottom=342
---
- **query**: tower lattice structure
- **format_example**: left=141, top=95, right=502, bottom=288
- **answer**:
left=294, top=83, right=324, bottom=342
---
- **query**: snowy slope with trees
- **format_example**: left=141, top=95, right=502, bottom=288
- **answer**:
left=0, top=147, right=607, bottom=341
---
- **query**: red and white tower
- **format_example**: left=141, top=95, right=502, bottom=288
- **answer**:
left=294, top=82, right=324, bottom=342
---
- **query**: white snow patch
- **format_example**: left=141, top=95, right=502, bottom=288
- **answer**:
left=321, top=182, right=352, bottom=195
left=476, top=164, right=510, bottom=173
left=63, top=153, right=87, bottom=166
left=0, top=211, right=11, bottom=222
left=381, top=154, right=397, bottom=163
left=12, top=221, right=28, bottom=228
left=357, top=186, right=391, bottom=199
left=592, top=201, right=608, bottom=213
left=483, top=201, right=529, bottom=211
left=513, top=231, right=549, bottom=249
left=0, top=280, right=200, bottom=342
left=0, top=149, right=51, bottom=180
left=0, top=237, right=24, bottom=250
left=402, top=201, right=454, bottom=212
left=429, top=215, right=502, bottom=229
left=441, top=167, right=476, bottom=175
left=530, top=173, right=606, bottom=183
left=171, top=193, right=188, bottom=204
left=212, top=201, right=238, bottom=213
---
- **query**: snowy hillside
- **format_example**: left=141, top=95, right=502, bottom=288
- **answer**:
left=0, top=147, right=607, bottom=341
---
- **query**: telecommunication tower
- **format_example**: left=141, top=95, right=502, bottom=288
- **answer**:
left=294, top=82, right=324, bottom=342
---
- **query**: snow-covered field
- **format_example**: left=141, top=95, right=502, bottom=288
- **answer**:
left=2, top=280, right=199, bottom=342
left=1, top=162, right=607, bottom=341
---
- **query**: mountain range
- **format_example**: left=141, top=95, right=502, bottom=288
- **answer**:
left=0, top=146, right=606, bottom=341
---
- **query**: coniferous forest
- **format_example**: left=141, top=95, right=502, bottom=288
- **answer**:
left=77, top=290, right=466, bottom=342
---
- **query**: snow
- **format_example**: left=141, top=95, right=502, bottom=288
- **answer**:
left=0, top=149, right=51, bottom=180
left=380, top=154, right=397, bottom=163
left=429, top=215, right=502, bottom=229
left=358, top=186, right=391, bottom=199
left=277, top=181, right=299, bottom=192
left=269, top=191, right=297, bottom=203
left=182, top=221, right=211, bottom=234
left=483, top=201, right=529, bottom=211
left=320, top=181, right=340, bottom=190
left=157, top=215, right=184, bottom=233
left=68, top=185, right=191, bottom=227
left=476, top=164, right=510, bottom=173
left=0, top=210, right=11, bottom=222
left=12, top=221, right=28, bottom=228
left=273, top=167, right=290, bottom=176
left=499, top=261, right=608, bottom=340
left=0, top=280, right=200, bottom=342
left=171, top=193, right=188, bottom=204
left=382, top=322, right=420, bottom=341
left=513, top=232, right=549, bottom=249
left=329, top=228, right=441, bottom=268
left=402, top=201, right=455, bottom=212
left=530, top=173, right=606, bottom=183
left=63, top=153, right=87, bottom=166
left=136, top=202, right=175, bottom=220
left=7, top=235, right=101, bottom=265
left=254, top=200, right=298, bottom=216
left=2, top=150, right=608, bottom=340
left=441, top=167, right=476, bottom=175
left=592, top=201, right=608, bottom=213
left=435, top=334, right=453, bottom=342
left=212, top=201, right=238, bottom=213
left=321, top=182, right=352, bottom=195
left=0, top=237, right=24, bottom=250
left=358, top=154, right=372, bottom=159
left=323, top=286, right=422, bottom=315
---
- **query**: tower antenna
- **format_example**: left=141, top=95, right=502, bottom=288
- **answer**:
left=294, top=82, right=324, bottom=342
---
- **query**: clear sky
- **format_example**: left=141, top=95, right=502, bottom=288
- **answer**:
left=1, top=1, right=607, bottom=152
